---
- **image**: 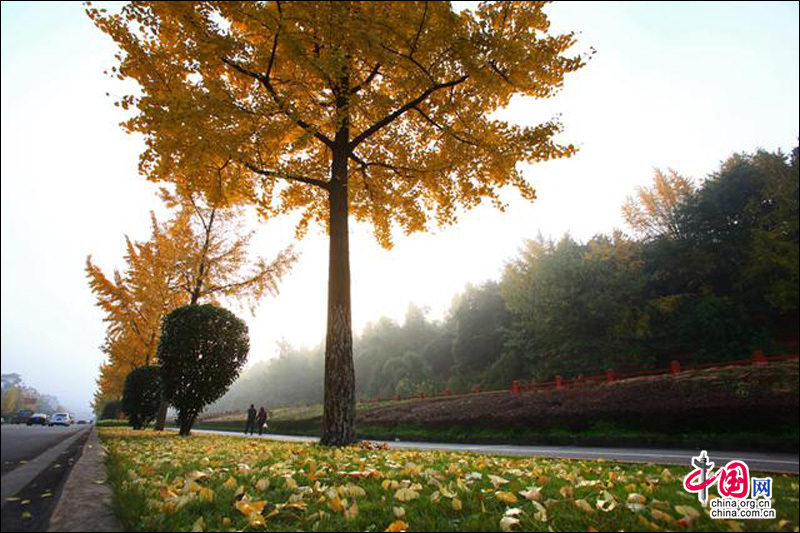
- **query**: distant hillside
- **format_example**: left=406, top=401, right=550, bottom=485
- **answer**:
left=201, top=360, right=798, bottom=451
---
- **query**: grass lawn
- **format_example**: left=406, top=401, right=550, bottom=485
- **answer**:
left=98, top=428, right=798, bottom=532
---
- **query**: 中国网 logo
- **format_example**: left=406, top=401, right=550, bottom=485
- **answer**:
left=683, top=450, right=775, bottom=520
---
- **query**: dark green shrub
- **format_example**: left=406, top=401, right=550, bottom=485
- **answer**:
left=158, top=304, right=249, bottom=435
left=98, top=400, right=122, bottom=421
left=122, top=366, right=162, bottom=430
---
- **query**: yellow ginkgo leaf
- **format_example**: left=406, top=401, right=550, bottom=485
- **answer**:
left=531, top=500, right=548, bottom=522
left=394, top=487, right=419, bottom=502
left=191, top=516, right=205, bottom=532
left=451, top=498, right=462, bottom=511
left=384, top=520, right=408, bottom=532
left=489, top=475, right=509, bottom=488
left=495, top=491, right=518, bottom=504
left=344, top=500, right=359, bottom=521
left=198, top=487, right=215, bottom=502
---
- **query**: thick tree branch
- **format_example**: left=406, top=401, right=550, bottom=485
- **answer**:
left=350, top=62, right=381, bottom=95
left=350, top=74, right=469, bottom=149
left=244, top=162, right=330, bottom=190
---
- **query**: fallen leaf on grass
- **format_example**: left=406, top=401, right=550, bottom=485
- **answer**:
left=385, top=520, right=408, bottom=532
left=596, top=490, right=617, bottom=512
left=519, top=487, right=542, bottom=502
left=531, top=500, right=548, bottom=522
left=574, top=499, right=594, bottom=513
left=394, top=487, right=419, bottom=501
left=344, top=500, right=359, bottom=521
left=674, top=505, right=701, bottom=527
left=649, top=509, right=676, bottom=524
left=451, top=498, right=462, bottom=511
left=495, top=491, right=518, bottom=504
left=191, top=516, right=205, bottom=532
left=198, top=487, right=215, bottom=502
left=626, top=492, right=647, bottom=512
left=489, top=475, right=509, bottom=488
left=499, top=516, right=520, bottom=532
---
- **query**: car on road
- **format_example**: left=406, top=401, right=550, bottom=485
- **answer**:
left=26, top=413, right=48, bottom=426
left=49, top=413, right=72, bottom=427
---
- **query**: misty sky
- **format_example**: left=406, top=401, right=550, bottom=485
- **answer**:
left=2, top=1, right=798, bottom=419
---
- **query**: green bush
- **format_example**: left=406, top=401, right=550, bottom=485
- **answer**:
left=96, top=419, right=130, bottom=427
left=98, top=400, right=122, bottom=421
left=122, top=366, right=162, bottom=430
left=158, top=304, right=249, bottom=436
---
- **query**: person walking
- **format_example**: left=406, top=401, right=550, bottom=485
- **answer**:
left=257, top=407, right=267, bottom=436
left=245, top=404, right=256, bottom=435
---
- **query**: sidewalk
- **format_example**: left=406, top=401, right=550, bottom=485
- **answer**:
left=47, top=428, right=121, bottom=532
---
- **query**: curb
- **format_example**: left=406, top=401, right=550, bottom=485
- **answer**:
left=1, top=427, right=91, bottom=511
left=47, top=427, right=122, bottom=532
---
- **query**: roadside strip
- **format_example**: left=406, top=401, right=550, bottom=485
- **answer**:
left=1, top=427, right=90, bottom=510
left=166, top=427, right=799, bottom=474
left=47, top=427, right=122, bottom=532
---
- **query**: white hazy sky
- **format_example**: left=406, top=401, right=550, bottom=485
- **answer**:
left=2, top=2, right=798, bottom=419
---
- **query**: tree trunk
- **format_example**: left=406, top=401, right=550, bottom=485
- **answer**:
left=178, top=411, right=196, bottom=436
left=153, top=396, right=168, bottom=431
left=320, top=130, right=356, bottom=446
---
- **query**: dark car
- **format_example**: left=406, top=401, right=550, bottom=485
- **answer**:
left=12, top=410, right=34, bottom=424
left=27, top=413, right=48, bottom=426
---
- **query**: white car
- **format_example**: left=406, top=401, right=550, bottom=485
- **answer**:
left=49, top=413, right=71, bottom=427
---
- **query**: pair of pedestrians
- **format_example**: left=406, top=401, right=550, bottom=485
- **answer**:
left=244, top=404, right=269, bottom=435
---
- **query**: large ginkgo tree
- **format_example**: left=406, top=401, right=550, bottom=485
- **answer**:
left=87, top=0, right=587, bottom=445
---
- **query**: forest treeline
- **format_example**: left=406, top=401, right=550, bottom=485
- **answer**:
left=211, top=146, right=799, bottom=412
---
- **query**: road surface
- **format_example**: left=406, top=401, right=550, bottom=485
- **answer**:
left=1, top=424, right=86, bottom=476
left=177, top=428, right=799, bottom=474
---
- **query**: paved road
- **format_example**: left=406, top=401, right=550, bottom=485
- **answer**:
left=1, top=424, right=86, bottom=476
left=180, top=428, right=799, bottom=474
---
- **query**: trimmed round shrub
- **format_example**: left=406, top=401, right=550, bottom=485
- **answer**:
left=122, top=366, right=162, bottom=430
left=158, top=304, right=249, bottom=435
left=98, top=400, right=122, bottom=421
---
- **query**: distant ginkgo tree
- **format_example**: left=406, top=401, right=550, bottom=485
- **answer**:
left=87, top=196, right=296, bottom=419
left=88, top=1, right=588, bottom=445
